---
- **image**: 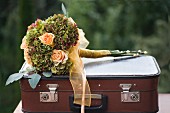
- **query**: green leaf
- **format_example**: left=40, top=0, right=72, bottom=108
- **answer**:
left=6, top=73, right=24, bottom=86
left=62, top=3, right=68, bottom=17
left=42, top=72, right=52, bottom=77
left=26, top=66, right=35, bottom=72
left=28, top=73, right=41, bottom=89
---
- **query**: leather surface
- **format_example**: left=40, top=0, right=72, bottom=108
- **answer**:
left=21, top=77, right=158, bottom=112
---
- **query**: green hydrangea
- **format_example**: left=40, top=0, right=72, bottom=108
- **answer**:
left=23, top=14, right=79, bottom=75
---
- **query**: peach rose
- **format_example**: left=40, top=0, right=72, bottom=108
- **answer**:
left=24, top=49, right=32, bottom=65
left=21, top=36, right=27, bottom=49
left=39, top=33, right=54, bottom=45
left=51, top=50, right=68, bottom=63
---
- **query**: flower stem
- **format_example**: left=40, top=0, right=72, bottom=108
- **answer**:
left=79, top=48, right=147, bottom=58
left=109, top=50, right=147, bottom=57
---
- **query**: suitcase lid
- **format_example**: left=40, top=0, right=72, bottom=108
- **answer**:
left=83, top=56, right=160, bottom=78
left=20, top=55, right=160, bottom=79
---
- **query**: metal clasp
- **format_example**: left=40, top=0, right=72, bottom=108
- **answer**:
left=120, top=84, right=140, bottom=102
left=120, top=84, right=132, bottom=92
left=40, top=84, right=59, bottom=102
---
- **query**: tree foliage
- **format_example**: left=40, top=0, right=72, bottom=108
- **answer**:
left=62, top=0, right=170, bottom=93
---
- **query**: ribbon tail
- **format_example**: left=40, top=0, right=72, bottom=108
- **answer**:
left=69, top=46, right=91, bottom=107
left=69, top=67, right=91, bottom=106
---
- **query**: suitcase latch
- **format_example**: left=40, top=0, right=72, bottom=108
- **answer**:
left=40, top=84, right=59, bottom=102
left=120, top=84, right=140, bottom=102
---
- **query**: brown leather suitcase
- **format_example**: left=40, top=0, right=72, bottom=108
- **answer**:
left=20, top=56, right=160, bottom=113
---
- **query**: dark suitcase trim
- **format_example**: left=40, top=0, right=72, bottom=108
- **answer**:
left=37, top=75, right=159, bottom=81
left=22, top=109, right=158, bottom=113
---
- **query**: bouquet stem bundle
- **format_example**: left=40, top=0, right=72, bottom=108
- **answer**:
left=79, top=48, right=147, bottom=58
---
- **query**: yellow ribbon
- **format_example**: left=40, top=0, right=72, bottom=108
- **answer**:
left=68, top=45, right=91, bottom=107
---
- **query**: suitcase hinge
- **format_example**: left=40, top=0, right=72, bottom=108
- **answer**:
left=120, top=84, right=140, bottom=103
left=40, top=84, right=59, bottom=102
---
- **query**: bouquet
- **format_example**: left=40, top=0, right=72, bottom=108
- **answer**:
left=6, top=4, right=147, bottom=112
left=21, top=14, right=77, bottom=75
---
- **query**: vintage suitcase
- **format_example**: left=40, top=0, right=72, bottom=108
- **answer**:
left=20, top=55, right=160, bottom=113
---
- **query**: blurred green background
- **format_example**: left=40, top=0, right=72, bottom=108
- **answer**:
left=0, top=0, right=169, bottom=112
